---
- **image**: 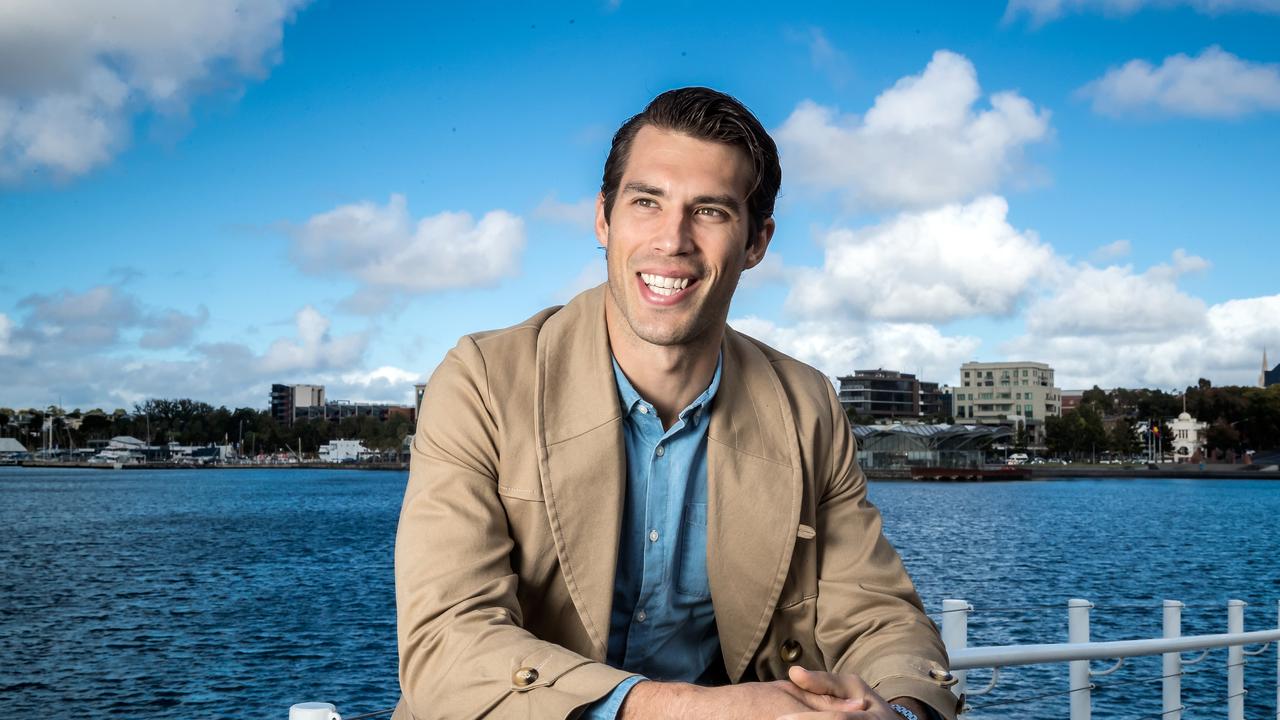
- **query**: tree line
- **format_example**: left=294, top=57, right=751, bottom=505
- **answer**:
left=1045, top=381, right=1280, bottom=459
left=0, top=398, right=415, bottom=455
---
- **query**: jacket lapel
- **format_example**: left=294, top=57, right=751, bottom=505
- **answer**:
left=533, top=286, right=625, bottom=660
left=707, top=328, right=804, bottom=682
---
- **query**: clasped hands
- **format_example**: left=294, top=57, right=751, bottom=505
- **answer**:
left=766, top=666, right=902, bottom=720
left=620, top=665, right=908, bottom=720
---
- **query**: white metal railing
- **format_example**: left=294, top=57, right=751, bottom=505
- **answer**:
left=941, top=598, right=1280, bottom=719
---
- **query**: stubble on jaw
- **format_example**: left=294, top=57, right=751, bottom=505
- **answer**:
left=602, top=238, right=740, bottom=354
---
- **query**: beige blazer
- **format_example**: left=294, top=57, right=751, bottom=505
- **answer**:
left=394, top=286, right=958, bottom=719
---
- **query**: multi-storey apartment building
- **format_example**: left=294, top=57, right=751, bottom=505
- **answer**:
left=837, top=369, right=947, bottom=421
left=270, top=383, right=326, bottom=427
left=952, top=361, right=1063, bottom=443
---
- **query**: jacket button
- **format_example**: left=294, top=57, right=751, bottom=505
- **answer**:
left=513, top=667, right=539, bottom=687
left=780, top=639, right=802, bottom=663
left=929, top=668, right=957, bottom=686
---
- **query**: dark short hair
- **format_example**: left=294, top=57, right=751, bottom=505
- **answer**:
left=600, top=87, right=781, bottom=245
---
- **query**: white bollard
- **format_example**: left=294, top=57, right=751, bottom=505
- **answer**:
left=1162, top=600, right=1183, bottom=720
left=1227, top=600, right=1245, bottom=720
left=941, top=599, right=970, bottom=711
left=1068, top=599, right=1092, bottom=720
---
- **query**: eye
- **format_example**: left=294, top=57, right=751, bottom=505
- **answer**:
left=695, top=207, right=727, bottom=218
left=634, top=197, right=658, bottom=208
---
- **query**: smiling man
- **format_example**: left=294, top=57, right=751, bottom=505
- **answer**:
left=394, top=88, right=958, bottom=720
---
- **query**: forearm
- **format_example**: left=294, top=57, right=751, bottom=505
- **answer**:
left=616, top=680, right=700, bottom=720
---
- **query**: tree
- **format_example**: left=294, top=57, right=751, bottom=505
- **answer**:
left=1205, top=419, right=1241, bottom=457
left=1082, top=385, right=1113, bottom=415
left=1108, top=417, right=1141, bottom=457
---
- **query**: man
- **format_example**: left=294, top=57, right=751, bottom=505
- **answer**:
left=394, top=87, right=958, bottom=720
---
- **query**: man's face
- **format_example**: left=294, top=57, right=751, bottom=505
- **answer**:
left=596, top=125, right=773, bottom=349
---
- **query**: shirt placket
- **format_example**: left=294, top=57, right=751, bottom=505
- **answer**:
left=626, top=406, right=690, bottom=668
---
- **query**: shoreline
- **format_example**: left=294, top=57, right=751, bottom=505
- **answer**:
left=867, top=464, right=1280, bottom=481
left=9, top=460, right=1279, bottom=480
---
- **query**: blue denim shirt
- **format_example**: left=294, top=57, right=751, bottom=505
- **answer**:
left=580, top=355, right=723, bottom=719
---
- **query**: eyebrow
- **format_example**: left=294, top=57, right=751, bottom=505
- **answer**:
left=622, top=182, right=742, bottom=212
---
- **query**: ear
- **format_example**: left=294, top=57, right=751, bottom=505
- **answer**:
left=743, top=217, right=775, bottom=270
left=594, top=193, right=609, bottom=249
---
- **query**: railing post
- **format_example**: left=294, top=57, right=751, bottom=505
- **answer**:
left=1068, top=598, right=1093, bottom=720
left=942, top=599, right=970, bottom=713
left=1228, top=599, right=1245, bottom=720
left=1162, top=600, right=1183, bottom=720
left=1275, top=599, right=1279, bottom=720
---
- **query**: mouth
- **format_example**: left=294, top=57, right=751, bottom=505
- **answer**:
left=637, top=272, right=698, bottom=303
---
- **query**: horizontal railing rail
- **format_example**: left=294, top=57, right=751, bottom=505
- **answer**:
left=941, top=598, right=1280, bottom=720
left=949, top=628, right=1280, bottom=670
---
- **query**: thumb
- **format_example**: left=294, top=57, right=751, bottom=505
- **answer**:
left=788, top=666, right=847, bottom=698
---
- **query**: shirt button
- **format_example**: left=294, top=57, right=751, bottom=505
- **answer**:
left=649, top=529, right=659, bottom=542
left=655, top=445, right=665, bottom=457
left=638, top=405, right=649, bottom=414
left=636, top=609, right=647, bottom=623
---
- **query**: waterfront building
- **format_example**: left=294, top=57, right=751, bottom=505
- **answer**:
left=0, top=437, right=30, bottom=460
left=952, top=361, right=1063, bottom=444
left=318, top=439, right=371, bottom=463
left=836, top=369, right=947, bottom=421
left=1060, top=390, right=1084, bottom=413
left=271, top=383, right=412, bottom=426
left=1168, top=409, right=1208, bottom=461
left=852, top=423, right=1012, bottom=469
left=294, top=400, right=413, bottom=424
left=270, top=383, right=325, bottom=427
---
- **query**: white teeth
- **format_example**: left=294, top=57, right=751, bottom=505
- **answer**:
left=640, top=273, right=691, bottom=292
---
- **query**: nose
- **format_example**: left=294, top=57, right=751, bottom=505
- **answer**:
left=651, top=206, right=695, bottom=256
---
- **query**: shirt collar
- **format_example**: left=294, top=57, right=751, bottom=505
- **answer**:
left=612, top=353, right=723, bottom=420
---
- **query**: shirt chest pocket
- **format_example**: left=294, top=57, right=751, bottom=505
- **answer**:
left=675, top=501, right=711, bottom=600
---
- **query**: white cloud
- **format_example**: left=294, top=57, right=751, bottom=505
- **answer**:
left=534, top=193, right=596, bottom=231
left=11, top=285, right=209, bottom=352
left=1006, top=0, right=1280, bottom=25
left=1025, top=251, right=1210, bottom=338
left=139, top=306, right=210, bottom=349
left=0, top=285, right=374, bottom=410
left=1081, top=46, right=1280, bottom=118
left=0, top=313, right=30, bottom=358
left=787, top=196, right=1056, bottom=323
left=259, top=306, right=366, bottom=374
left=731, top=316, right=980, bottom=384
left=1006, top=243, right=1277, bottom=387
left=775, top=50, right=1052, bottom=210
left=1092, top=239, right=1132, bottom=261
left=0, top=0, right=308, bottom=180
left=16, top=285, right=143, bottom=347
left=292, top=194, right=526, bottom=299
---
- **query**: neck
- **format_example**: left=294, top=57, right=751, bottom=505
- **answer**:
left=605, top=299, right=722, bottom=429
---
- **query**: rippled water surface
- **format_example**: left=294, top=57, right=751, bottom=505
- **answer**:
left=2, top=468, right=1277, bottom=719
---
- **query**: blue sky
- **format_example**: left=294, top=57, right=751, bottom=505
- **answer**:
left=2, top=0, right=1278, bottom=411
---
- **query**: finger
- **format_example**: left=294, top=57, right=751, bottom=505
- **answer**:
left=788, top=666, right=846, bottom=697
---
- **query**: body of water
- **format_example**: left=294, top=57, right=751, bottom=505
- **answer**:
left=2, top=467, right=1277, bottom=718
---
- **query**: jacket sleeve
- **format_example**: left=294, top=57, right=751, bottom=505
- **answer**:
left=396, top=337, right=635, bottom=719
left=811, top=378, right=961, bottom=720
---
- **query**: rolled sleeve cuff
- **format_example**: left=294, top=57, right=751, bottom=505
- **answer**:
left=578, top=675, right=645, bottom=720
